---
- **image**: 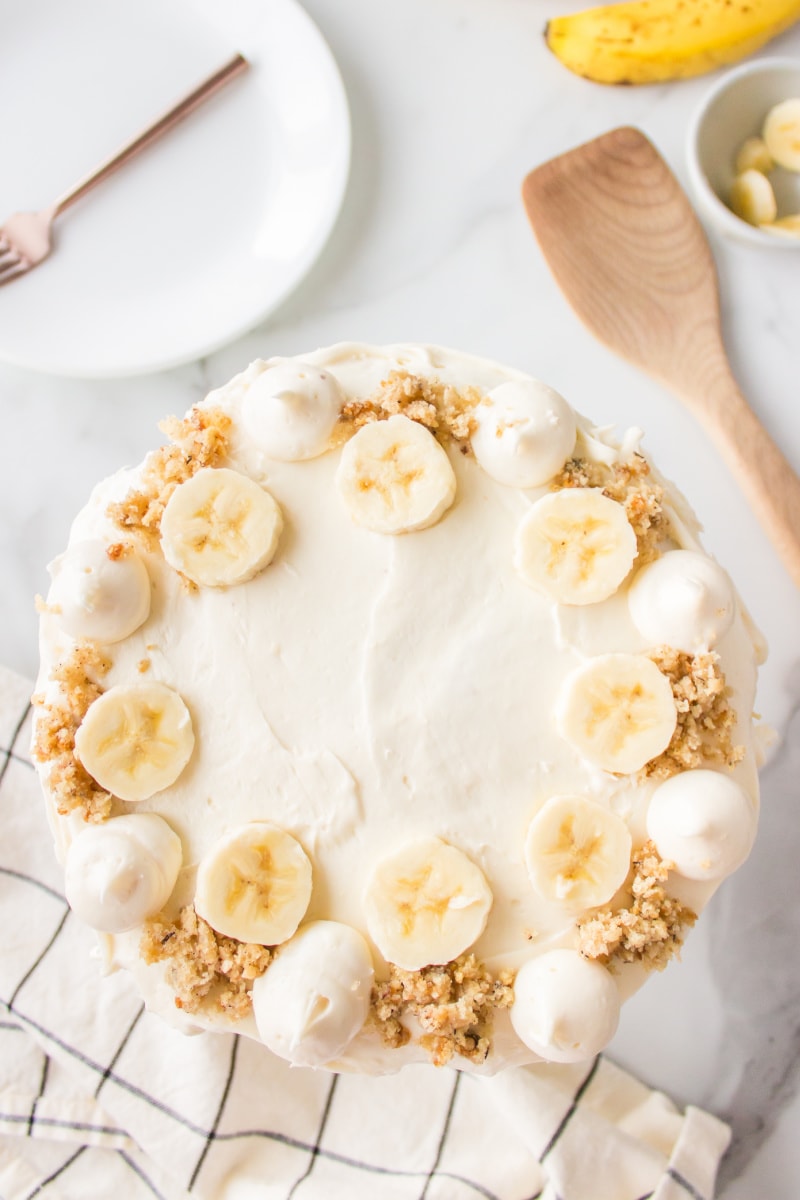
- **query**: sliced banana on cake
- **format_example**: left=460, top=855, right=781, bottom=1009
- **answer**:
left=524, top=795, right=632, bottom=909
left=336, top=414, right=457, bottom=534
left=763, top=98, right=800, bottom=172
left=194, top=822, right=313, bottom=946
left=556, top=653, right=677, bottom=775
left=160, top=467, right=283, bottom=587
left=514, top=488, right=637, bottom=605
left=364, top=836, right=492, bottom=970
left=75, top=683, right=194, bottom=802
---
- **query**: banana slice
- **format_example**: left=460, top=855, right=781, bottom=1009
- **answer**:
left=763, top=98, right=800, bottom=172
left=75, top=683, right=194, bottom=802
left=160, top=467, right=283, bottom=587
left=761, top=213, right=800, bottom=239
left=524, top=795, right=632, bottom=909
left=734, top=135, right=773, bottom=175
left=336, top=414, right=457, bottom=535
left=514, top=488, right=637, bottom=605
left=556, top=653, right=677, bottom=774
left=194, top=822, right=312, bottom=946
left=363, top=837, right=492, bottom=970
left=730, top=169, right=778, bottom=226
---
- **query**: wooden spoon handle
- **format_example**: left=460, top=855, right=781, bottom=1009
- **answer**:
left=688, top=364, right=800, bottom=588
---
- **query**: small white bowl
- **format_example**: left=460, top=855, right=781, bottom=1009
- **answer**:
left=687, top=57, right=800, bottom=248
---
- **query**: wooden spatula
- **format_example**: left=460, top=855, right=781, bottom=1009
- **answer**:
left=522, top=125, right=800, bottom=590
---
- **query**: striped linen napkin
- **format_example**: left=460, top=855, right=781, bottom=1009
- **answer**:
left=0, top=664, right=730, bottom=1200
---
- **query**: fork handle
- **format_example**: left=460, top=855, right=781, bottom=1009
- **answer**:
left=51, top=52, right=248, bottom=217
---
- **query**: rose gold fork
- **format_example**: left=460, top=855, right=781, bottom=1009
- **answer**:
left=0, top=52, right=248, bottom=288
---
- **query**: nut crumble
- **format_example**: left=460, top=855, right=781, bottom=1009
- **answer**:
left=31, top=642, right=111, bottom=823
left=370, top=953, right=514, bottom=1067
left=337, top=371, right=482, bottom=450
left=141, top=905, right=271, bottom=1018
left=107, top=405, right=231, bottom=542
left=577, top=840, right=696, bottom=971
left=554, top=453, right=669, bottom=565
left=646, top=647, right=744, bottom=780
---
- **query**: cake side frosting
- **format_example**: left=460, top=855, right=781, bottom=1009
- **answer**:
left=33, top=343, right=763, bottom=1075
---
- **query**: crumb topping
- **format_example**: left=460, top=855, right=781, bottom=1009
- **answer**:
left=646, top=647, right=744, bottom=779
left=106, top=541, right=134, bottom=561
left=107, top=405, right=231, bottom=542
left=554, top=453, right=669, bottom=565
left=31, top=642, right=111, bottom=823
left=576, top=840, right=696, bottom=971
left=370, top=954, right=514, bottom=1067
left=141, top=905, right=271, bottom=1017
left=337, top=371, right=482, bottom=450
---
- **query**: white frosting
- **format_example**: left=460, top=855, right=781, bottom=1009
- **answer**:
left=510, top=948, right=621, bottom=1063
left=34, top=343, right=763, bottom=1072
left=628, top=550, right=735, bottom=652
left=252, top=920, right=374, bottom=1067
left=470, top=379, right=576, bottom=488
left=241, top=359, right=344, bottom=461
left=64, top=814, right=182, bottom=933
left=47, top=539, right=150, bottom=644
left=646, top=769, right=757, bottom=881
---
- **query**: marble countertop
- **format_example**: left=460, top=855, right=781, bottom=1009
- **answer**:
left=1, top=2, right=799, bottom=1194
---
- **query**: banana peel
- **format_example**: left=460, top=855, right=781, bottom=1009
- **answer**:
left=545, top=0, right=800, bottom=85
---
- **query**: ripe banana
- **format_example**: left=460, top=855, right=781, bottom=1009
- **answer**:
left=514, top=488, right=636, bottom=606
left=336, top=415, right=457, bottom=535
left=735, top=136, right=773, bottom=175
left=194, top=822, right=312, bottom=946
left=160, top=467, right=283, bottom=588
left=524, top=795, right=632, bottom=909
left=363, top=836, right=492, bottom=970
left=762, top=212, right=800, bottom=237
left=556, top=653, right=677, bottom=774
left=75, top=683, right=194, bottom=802
left=545, top=0, right=800, bottom=86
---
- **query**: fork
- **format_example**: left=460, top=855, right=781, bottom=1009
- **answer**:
left=0, top=52, right=248, bottom=288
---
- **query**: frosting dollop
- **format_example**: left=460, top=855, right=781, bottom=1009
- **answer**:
left=470, top=379, right=576, bottom=488
left=241, top=360, right=343, bottom=460
left=64, top=814, right=182, bottom=933
left=48, top=540, right=150, bottom=644
left=252, top=921, right=374, bottom=1066
left=628, top=550, right=735, bottom=652
left=510, top=948, right=620, bottom=1063
left=646, top=769, right=756, bottom=881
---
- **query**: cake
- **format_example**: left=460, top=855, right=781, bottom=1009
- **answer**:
left=33, top=343, right=763, bottom=1074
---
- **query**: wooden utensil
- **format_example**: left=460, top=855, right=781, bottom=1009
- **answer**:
left=522, top=125, right=800, bottom=589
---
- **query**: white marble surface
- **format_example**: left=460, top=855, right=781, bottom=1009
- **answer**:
left=1, top=2, right=799, bottom=1194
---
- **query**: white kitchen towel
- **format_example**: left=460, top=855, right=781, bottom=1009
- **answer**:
left=0, top=664, right=731, bottom=1200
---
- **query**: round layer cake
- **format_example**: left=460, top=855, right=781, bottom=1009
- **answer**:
left=33, top=343, right=763, bottom=1074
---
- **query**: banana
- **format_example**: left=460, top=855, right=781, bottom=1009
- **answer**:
left=363, top=836, right=492, bottom=970
left=761, top=212, right=800, bottom=238
left=336, top=415, right=457, bottom=535
left=734, top=136, right=773, bottom=175
left=763, top=98, right=800, bottom=171
left=160, top=467, right=283, bottom=588
left=75, top=683, right=194, bottom=802
left=194, top=822, right=313, bottom=946
left=730, top=169, right=778, bottom=225
left=514, top=488, right=637, bottom=606
left=524, top=795, right=632, bottom=909
left=556, top=653, right=677, bottom=774
left=545, top=0, right=800, bottom=86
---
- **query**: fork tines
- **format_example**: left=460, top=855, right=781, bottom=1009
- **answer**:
left=0, top=235, right=26, bottom=284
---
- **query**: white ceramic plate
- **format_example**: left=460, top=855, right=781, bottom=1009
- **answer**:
left=0, top=0, right=350, bottom=377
